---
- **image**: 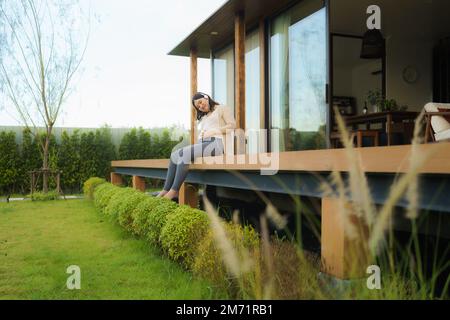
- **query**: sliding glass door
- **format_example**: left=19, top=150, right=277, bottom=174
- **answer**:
left=270, top=0, right=328, bottom=152
left=245, top=29, right=262, bottom=154
left=213, top=31, right=263, bottom=154
left=213, top=44, right=235, bottom=115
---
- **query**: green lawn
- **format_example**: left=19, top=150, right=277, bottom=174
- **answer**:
left=0, top=199, right=220, bottom=300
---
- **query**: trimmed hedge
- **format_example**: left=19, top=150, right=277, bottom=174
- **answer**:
left=86, top=178, right=263, bottom=299
left=93, top=183, right=122, bottom=213
left=130, top=197, right=160, bottom=236
left=105, top=188, right=137, bottom=222
left=118, top=191, right=149, bottom=232
left=83, top=177, right=107, bottom=200
left=160, top=205, right=210, bottom=269
left=192, top=222, right=260, bottom=292
left=145, top=199, right=178, bottom=245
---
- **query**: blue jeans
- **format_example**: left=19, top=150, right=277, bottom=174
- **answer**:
left=163, top=137, right=224, bottom=192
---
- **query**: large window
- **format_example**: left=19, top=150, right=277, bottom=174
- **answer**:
left=270, top=0, right=328, bottom=152
left=213, top=44, right=235, bottom=114
left=213, top=34, right=264, bottom=154
left=245, top=29, right=262, bottom=154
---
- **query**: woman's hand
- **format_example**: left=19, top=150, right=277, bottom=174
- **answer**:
left=199, top=130, right=212, bottom=139
left=201, top=129, right=222, bottom=140
left=201, top=130, right=214, bottom=139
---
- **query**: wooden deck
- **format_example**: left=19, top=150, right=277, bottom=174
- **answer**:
left=111, top=143, right=450, bottom=280
left=111, top=144, right=450, bottom=213
left=112, top=143, right=450, bottom=174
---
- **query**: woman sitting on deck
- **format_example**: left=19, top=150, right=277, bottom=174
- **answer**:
left=157, top=92, right=236, bottom=201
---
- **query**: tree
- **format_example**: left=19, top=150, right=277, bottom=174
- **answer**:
left=0, top=0, right=90, bottom=192
left=119, top=128, right=139, bottom=160
left=0, top=131, right=20, bottom=195
left=136, top=127, right=152, bottom=159
left=159, top=129, right=178, bottom=158
left=19, top=128, right=41, bottom=192
left=149, top=133, right=160, bottom=159
left=93, top=126, right=116, bottom=180
left=58, top=130, right=81, bottom=192
left=79, top=131, right=96, bottom=184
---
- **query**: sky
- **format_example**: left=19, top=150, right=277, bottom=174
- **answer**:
left=0, top=0, right=226, bottom=129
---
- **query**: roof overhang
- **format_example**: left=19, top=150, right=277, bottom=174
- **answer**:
left=168, top=0, right=300, bottom=58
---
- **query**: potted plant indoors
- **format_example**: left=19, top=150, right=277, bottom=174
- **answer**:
left=380, top=98, right=408, bottom=112
left=366, top=89, right=383, bottom=113
left=366, top=90, right=408, bottom=113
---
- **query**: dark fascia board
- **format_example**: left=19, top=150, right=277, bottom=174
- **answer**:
left=114, top=167, right=450, bottom=213
left=168, top=0, right=300, bottom=58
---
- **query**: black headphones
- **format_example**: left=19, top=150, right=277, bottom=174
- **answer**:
left=192, top=92, right=209, bottom=102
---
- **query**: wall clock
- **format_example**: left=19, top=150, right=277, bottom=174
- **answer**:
left=402, top=66, right=419, bottom=84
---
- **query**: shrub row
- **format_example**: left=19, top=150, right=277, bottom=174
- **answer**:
left=0, top=127, right=183, bottom=195
left=83, top=177, right=106, bottom=200
left=84, top=177, right=261, bottom=297
left=30, top=190, right=60, bottom=201
left=85, top=178, right=436, bottom=299
left=88, top=180, right=212, bottom=268
left=0, top=128, right=114, bottom=195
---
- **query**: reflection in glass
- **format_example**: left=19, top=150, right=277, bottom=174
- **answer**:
left=270, top=2, right=327, bottom=152
left=213, top=45, right=235, bottom=115
left=245, top=30, right=262, bottom=154
left=332, top=36, right=382, bottom=115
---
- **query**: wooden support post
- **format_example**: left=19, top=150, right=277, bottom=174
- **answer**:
left=321, top=197, right=371, bottom=279
left=110, top=172, right=123, bottom=186
left=179, top=183, right=199, bottom=209
left=132, top=176, right=146, bottom=192
left=190, top=48, right=198, bottom=145
left=235, top=10, right=246, bottom=154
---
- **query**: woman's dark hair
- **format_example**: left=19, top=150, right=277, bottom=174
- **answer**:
left=192, top=92, right=219, bottom=121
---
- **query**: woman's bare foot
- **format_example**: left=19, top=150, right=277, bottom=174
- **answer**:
left=163, top=189, right=179, bottom=200
left=157, top=190, right=168, bottom=197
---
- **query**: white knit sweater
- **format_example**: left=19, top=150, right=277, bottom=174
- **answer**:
left=197, top=105, right=236, bottom=142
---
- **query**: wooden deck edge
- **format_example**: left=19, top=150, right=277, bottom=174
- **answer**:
left=111, top=143, right=450, bottom=174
